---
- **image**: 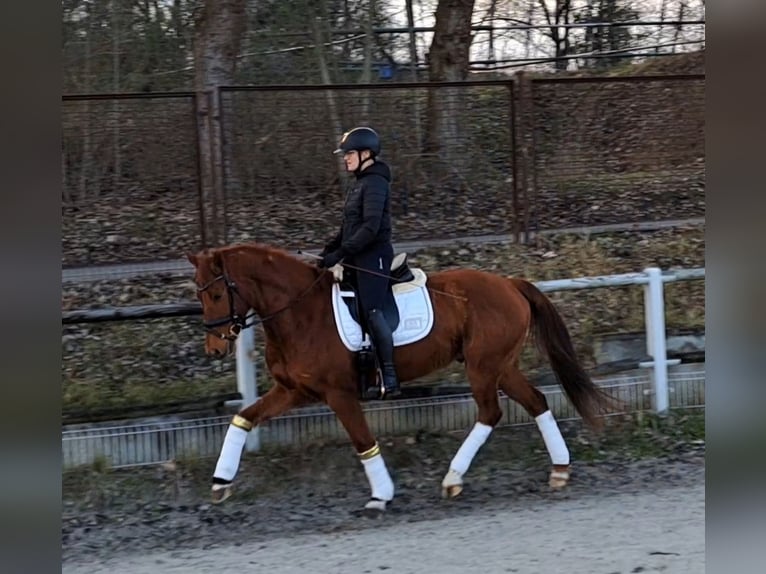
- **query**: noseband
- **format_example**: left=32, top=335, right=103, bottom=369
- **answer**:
left=196, top=274, right=257, bottom=341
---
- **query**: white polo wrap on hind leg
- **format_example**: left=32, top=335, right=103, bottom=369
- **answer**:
left=359, top=443, right=394, bottom=501
left=535, top=410, right=569, bottom=465
left=213, top=415, right=251, bottom=482
left=449, top=422, right=493, bottom=475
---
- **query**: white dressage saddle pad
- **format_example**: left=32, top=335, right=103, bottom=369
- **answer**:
left=331, top=269, right=434, bottom=352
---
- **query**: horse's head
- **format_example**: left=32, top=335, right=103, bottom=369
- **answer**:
left=187, top=248, right=249, bottom=358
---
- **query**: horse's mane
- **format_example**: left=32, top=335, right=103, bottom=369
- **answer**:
left=214, top=241, right=320, bottom=277
left=214, top=241, right=294, bottom=260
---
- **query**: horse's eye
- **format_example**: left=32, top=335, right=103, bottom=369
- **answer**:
left=212, top=293, right=222, bottom=302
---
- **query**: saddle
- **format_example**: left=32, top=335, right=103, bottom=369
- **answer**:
left=335, top=253, right=418, bottom=327
left=334, top=252, right=417, bottom=399
left=334, top=252, right=415, bottom=288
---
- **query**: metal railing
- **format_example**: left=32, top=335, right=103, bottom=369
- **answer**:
left=61, top=366, right=705, bottom=469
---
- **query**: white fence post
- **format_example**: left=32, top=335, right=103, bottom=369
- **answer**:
left=235, top=316, right=260, bottom=452
left=640, top=267, right=670, bottom=414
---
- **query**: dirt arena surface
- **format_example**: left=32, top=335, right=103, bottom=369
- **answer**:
left=63, top=415, right=705, bottom=573
left=64, top=481, right=704, bottom=574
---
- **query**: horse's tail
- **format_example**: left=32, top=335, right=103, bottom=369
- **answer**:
left=510, top=278, right=616, bottom=430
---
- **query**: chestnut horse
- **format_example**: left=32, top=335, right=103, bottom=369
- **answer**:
left=187, top=242, right=614, bottom=511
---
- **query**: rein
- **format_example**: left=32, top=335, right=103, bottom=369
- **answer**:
left=297, top=251, right=467, bottom=302
left=340, top=262, right=467, bottom=301
left=197, top=270, right=326, bottom=340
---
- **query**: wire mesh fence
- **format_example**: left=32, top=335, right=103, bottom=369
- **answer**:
left=219, top=81, right=515, bottom=247
left=61, top=92, right=204, bottom=266
left=61, top=73, right=705, bottom=268
left=526, top=74, right=705, bottom=232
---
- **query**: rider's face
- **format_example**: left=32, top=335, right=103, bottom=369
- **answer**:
left=343, top=150, right=370, bottom=172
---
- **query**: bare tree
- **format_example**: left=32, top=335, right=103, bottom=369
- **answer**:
left=424, top=0, right=476, bottom=176
left=193, top=0, right=247, bottom=245
left=537, top=0, right=573, bottom=71
left=657, top=0, right=669, bottom=54
left=524, top=0, right=534, bottom=59
left=426, top=0, right=476, bottom=83
left=79, top=1, right=93, bottom=203
left=405, top=0, right=423, bottom=146
left=672, top=0, right=687, bottom=53
left=112, top=0, right=121, bottom=194
left=358, top=0, right=376, bottom=123
left=312, top=16, right=346, bottom=187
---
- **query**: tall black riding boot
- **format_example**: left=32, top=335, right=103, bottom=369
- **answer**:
left=366, top=309, right=401, bottom=398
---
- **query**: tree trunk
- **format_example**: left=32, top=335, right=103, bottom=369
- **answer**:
left=673, top=1, right=687, bottom=53
left=112, top=0, right=121, bottom=196
left=424, top=0, right=475, bottom=182
left=312, top=16, right=346, bottom=191
left=657, top=0, right=668, bottom=55
left=405, top=0, right=423, bottom=149
left=538, top=0, right=572, bottom=71
left=524, top=0, right=534, bottom=60
left=193, top=0, right=247, bottom=246
left=486, top=0, right=496, bottom=64
left=358, top=0, right=375, bottom=123
left=427, top=0, right=475, bottom=83
left=78, top=0, right=93, bottom=204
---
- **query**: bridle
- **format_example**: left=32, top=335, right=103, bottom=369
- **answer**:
left=196, top=270, right=326, bottom=341
left=195, top=274, right=255, bottom=341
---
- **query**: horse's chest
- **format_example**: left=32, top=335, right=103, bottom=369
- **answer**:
left=264, top=359, right=292, bottom=388
left=264, top=337, right=324, bottom=391
left=264, top=346, right=303, bottom=389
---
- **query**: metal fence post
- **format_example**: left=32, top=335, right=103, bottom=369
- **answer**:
left=235, top=317, right=260, bottom=451
left=641, top=267, right=670, bottom=414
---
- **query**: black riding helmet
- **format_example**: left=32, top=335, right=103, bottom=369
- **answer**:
left=334, top=127, right=381, bottom=157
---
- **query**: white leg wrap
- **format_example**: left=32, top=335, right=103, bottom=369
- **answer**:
left=361, top=454, right=395, bottom=501
left=449, top=422, right=494, bottom=476
left=535, top=410, right=570, bottom=465
left=213, top=424, right=249, bottom=482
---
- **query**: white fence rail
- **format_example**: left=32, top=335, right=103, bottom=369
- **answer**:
left=539, top=266, right=704, bottom=414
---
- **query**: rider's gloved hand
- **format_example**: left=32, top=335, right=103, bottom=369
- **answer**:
left=318, top=250, right=343, bottom=269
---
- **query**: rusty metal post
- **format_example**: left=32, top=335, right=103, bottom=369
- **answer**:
left=509, top=80, right=520, bottom=244
left=217, top=86, right=229, bottom=245
left=205, top=90, right=221, bottom=246
left=192, top=93, right=208, bottom=249
left=528, top=79, right=539, bottom=246
left=516, top=71, right=530, bottom=245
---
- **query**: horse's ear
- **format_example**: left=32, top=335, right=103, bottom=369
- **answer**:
left=186, top=251, right=198, bottom=267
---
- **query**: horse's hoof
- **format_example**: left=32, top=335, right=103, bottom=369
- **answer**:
left=442, top=484, right=463, bottom=498
left=363, top=498, right=387, bottom=511
left=211, top=483, right=233, bottom=504
left=441, top=469, right=463, bottom=498
left=549, top=467, right=570, bottom=489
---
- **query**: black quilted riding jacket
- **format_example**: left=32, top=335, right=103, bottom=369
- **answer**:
left=325, top=160, right=393, bottom=257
